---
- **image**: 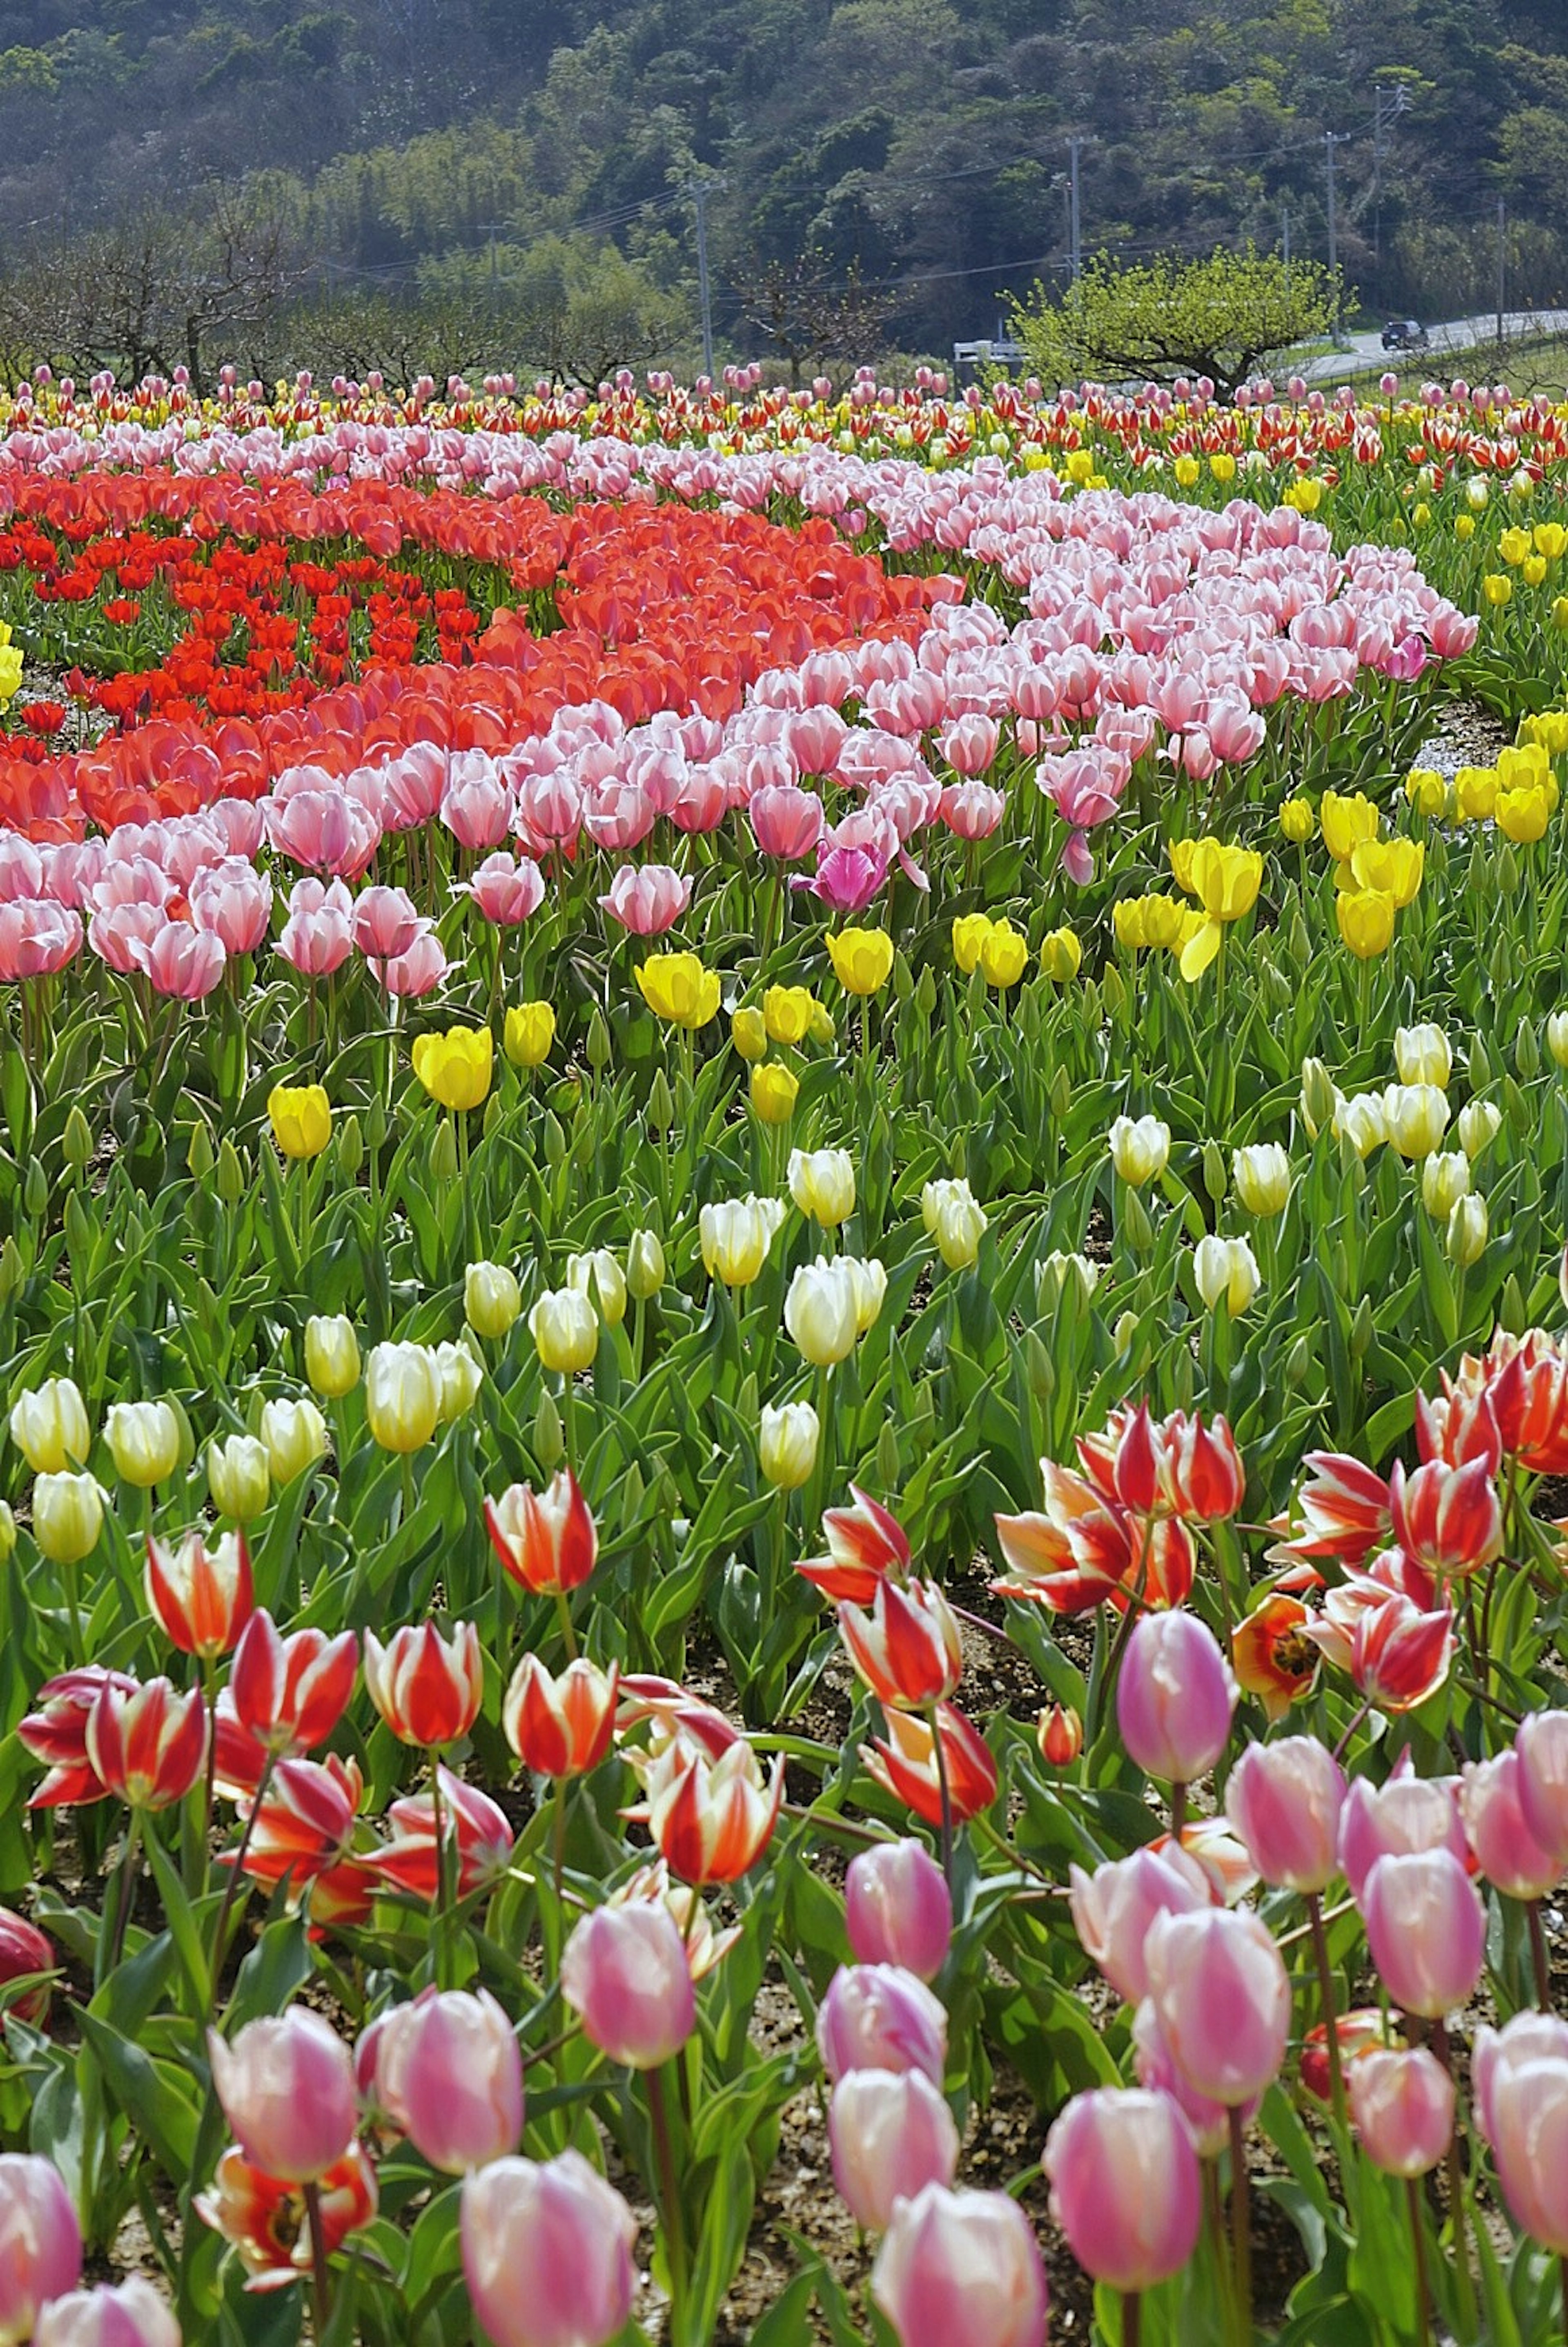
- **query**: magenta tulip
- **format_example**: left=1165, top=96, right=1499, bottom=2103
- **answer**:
left=1360, top=1849, right=1486, bottom=2019
left=1348, top=2048, right=1454, bottom=2178
left=1223, top=1736, right=1345, bottom=1893
left=461, top=2152, right=637, bottom=2347
left=816, top=1964, right=947, bottom=2087
left=829, top=2068, right=960, bottom=2231
left=1116, top=1611, right=1236, bottom=1785
left=1143, top=1907, right=1291, bottom=2105
left=32, top=2278, right=180, bottom=2347
left=871, top=2182, right=1048, bottom=2347
left=1517, top=1710, right=1568, bottom=1865
left=1460, top=1751, right=1560, bottom=1903
left=0, top=2153, right=82, bottom=2345
left=376, top=1990, right=522, bottom=2175
left=1337, top=1757, right=1468, bottom=1902
left=1043, top=2087, right=1202, bottom=2291
left=845, top=1838, right=952, bottom=1981
left=560, top=1902, right=696, bottom=2071
left=1068, top=1844, right=1212, bottom=2006
left=207, top=2007, right=357, bottom=2182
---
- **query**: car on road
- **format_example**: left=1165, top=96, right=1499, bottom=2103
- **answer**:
left=1381, top=319, right=1430, bottom=352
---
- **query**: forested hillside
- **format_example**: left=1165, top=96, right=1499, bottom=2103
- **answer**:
left=0, top=0, right=1564, bottom=380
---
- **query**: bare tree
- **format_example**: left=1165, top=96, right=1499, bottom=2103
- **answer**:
left=732, top=249, right=898, bottom=385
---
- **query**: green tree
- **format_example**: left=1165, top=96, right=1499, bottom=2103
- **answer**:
left=1010, top=244, right=1340, bottom=400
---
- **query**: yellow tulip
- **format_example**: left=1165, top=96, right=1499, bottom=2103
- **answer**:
left=1497, top=742, right=1549, bottom=789
left=1140, top=894, right=1187, bottom=951
left=1336, top=887, right=1396, bottom=959
left=1523, top=557, right=1548, bottom=587
left=1113, top=898, right=1150, bottom=951
left=1168, top=837, right=1197, bottom=894
left=1040, top=927, right=1081, bottom=981
left=1404, top=768, right=1447, bottom=818
left=807, top=997, right=836, bottom=1046
left=731, top=1007, right=768, bottom=1063
left=1497, top=784, right=1552, bottom=842
left=1320, top=791, right=1379, bottom=863
left=1209, top=452, right=1236, bottom=482
left=636, top=952, right=722, bottom=1028
left=412, top=1025, right=493, bottom=1111
left=1346, top=837, right=1423, bottom=908
left=1279, top=798, right=1314, bottom=843
left=978, top=918, right=1028, bottom=988
left=1174, top=455, right=1200, bottom=487
left=1498, top=527, right=1531, bottom=567
left=762, top=984, right=815, bottom=1045
left=1482, top=573, right=1512, bottom=607
left=1523, top=710, right=1568, bottom=756
left=1534, top=524, right=1568, bottom=561
left=826, top=928, right=895, bottom=995
left=951, top=912, right=992, bottom=975
left=1187, top=839, right=1262, bottom=921
left=1284, top=477, right=1324, bottom=513
left=504, top=1000, right=556, bottom=1068
left=268, top=1082, right=331, bottom=1160
left=1454, top=513, right=1476, bottom=542
left=1454, top=765, right=1498, bottom=821
left=751, top=1062, right=799, bottom=1124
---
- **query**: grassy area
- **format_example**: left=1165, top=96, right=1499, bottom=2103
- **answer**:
left=1333, top=330, right=1568, bottom=400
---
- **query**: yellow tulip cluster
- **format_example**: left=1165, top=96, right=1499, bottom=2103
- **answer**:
left=1319, top=791, right=1422, bottom=961
left=1113, top=892, right=1205, bottom=956
left=1434, top=738, right=1562, bottom=844
left=951, top=913, right=1029, bottom=988
left=0, top=621, right=23, bottom=708
left=1168, top=837, right=1262, bottom=981
left=730, top=984, right=836, bottom=1126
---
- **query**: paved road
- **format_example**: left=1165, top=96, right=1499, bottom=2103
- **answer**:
left=1299, top=309, right=1568, bottom=384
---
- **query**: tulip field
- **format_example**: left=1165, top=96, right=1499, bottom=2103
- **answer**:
left=6, top=355, right=1568, bottom=2347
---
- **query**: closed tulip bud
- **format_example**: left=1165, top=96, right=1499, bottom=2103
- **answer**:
left=429, top=1119, right=460, bottom=1182
left=1421, top=1150, right=1470, bottom=1218
left=1394, top=1023, right=1452, bottom=1088
left=561, top=1902, right=696, bottom=2068
left=32, top=2276, right=179, bottom=2347
left=9, top=1376, right=91, bottom=1473
left=1361, top=1848, right=1486, bottom=2017
left=1457, top=1098, right=1501, bottom=1159
left=817, top=1963, right=947, bottom=2086
left=1232, top=1142, right=1290, bottom=1217
left=461, top=2153, right=637, bottom=2347
left=1117, top=1611, right=1237, bottom=1785
left=1223, top=1736, right=1344, bottom=1892
left=1299, top=1056, right=1341, bottom=1140
left=104, top=1399, right=180, bottom=1489
left=788, top=1147, right=856, bottom=1226
left=731, top=1006, right=768, bottom=1062
left=1143, top=1906, right=1291, bottom=2104
left=364, top=1620, right=483, bottom=1747
left=61, top=1106, right=94, bottom=1176
left=845, top=1838, right=951, bottom=1980
left=267, top=1082, right=331, bottom=1160
left=528, top=1286, right=598, bottom=1374
left=209, top=2008, right=357, bottom=2182
left=1193, top=1234, right=1260, bottom=1316
left=259, top=1397, right=328, bottom=1484
left=871, top=2182, right=1049, bottom=2347
left=785, top=1255, right=862, bottom=1365
left=1040, top=926, right=1081, bottom=980
left=750, top=1061, right=798, bottom=1123
left=207, top=1433, right=270, bottom=1524
left=827, top=927, right=895, bottom=995
left=33, top=1470, right=104, bottom=1564
left=1382, top=1083, right=1449, bottom=1160
left=1548, top=1011, right=1568, bottom=1070
left=217, top=1138, right=247, bottom=1202
left=433, top=1340, right=483, bottom=1423
left=567, top=1248, right=626, bottom=1328
left=1108, top=1114, right=1170, bottom=1186
left=1044, top=2087, right=1203, bottom=2293
left=760, top=1400, right=819, bottom=1491
left=1038, top=1250, right=1099, bottom=1313
left=378, top=1989, right=522, bottom=2175
left=831, top=2068, right=960, bottom=2233
left=1336, top=1092, right=1386, bottom=1158
left=363, top=1341, right=443, bottom=1452
left=1459, top=1749, right=1560, bottom=1901
left=465, top=1260, right=521, bottom=1339
left=486, top=1467, right=598, bottom=1595
left=0, top=2154, right=83, bottom=2343
left=1446, top=1193, right=1488, bottom=1266
left=625, top=1228, right=665, bottom=1300
left=334, top=1112, right=363, bottom=1181
left=0, top=1501, right=13, bottom=1563
left=922, top=1176, right=987, bottom=1269
left=1348, top=2047, right=1454, bottom=2178
left=304, top=1314, right=360, bottom=1398
left=503, top=999, right=555, bottom=1068
left=1279, top=796, right=1314, bottom=842
left=1037, top=1703, right=1084, bottom=1767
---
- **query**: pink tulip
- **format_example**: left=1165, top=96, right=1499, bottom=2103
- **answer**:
left=274, top=874, right=355, bottom=978
left=379, top=933, right=449, bottom=997
left=442, top=772, right=513, bottom=851
left=1223, top=1736, right=1345, bottom=1893
left=0, top=833, right=43, bottom=900
left=871, top=2182, right=1048, bottom=2347
left=599, top=862, right=692, bottom=935
left=265, top=789, right=381, bottom=879
left=514, top=771, right=582, bottom=858
left=784, top=705, right=847, bottom=774
left=1143, top=1907, right=1291, bottom=2104
left=377, top=1989, right=522, bottom=2174
left=468, top=850, right=545, bottom=927
left=816, top=1963, right=947, bottom=2086
left=0, top=900, right=82, bottom=980
left=1517, top=1710, right=1568, bottom=1865
left=581, top=777, right=656, bottom=852
left=207, top=2007, right=358, bottom=2181
left=0, top=2153, right=82, bottom=2342
left=1473, top=2010, right=1568, bottom=2147
left=560, top=1902, right=696, bottom=2070
left=844, top=1838, right=952, bottom=1981
left=803, top=841, right=889, bottom=913
left=1116, top=1611, right=1236, bottom=1785
left=32, top=2277, right=179, bottom=2347
left=1348, top=2048, right=1453, bottom=2178
left=1043, top=2086, right=1202, bottom=2292
left=189, top=858, right=272, bottom=956
left=136, top=921, right=227, bottom=999
left=1360, top=1849, right=1485, bottom=2018
left=668, top=766, right=730, bottom=834
left=1131, top=1996, right=1238, bottom=2156
left=352, top=885, right=423, bottom=962
left=1068, top=1844, right=1212, bottom=2005
left=938, top=780, right=1006, bottom=839
left=1337, top=1756, right=1468, bottom=1901
left=1460, top=1751, right=1559, bottom=1902
left=381, top=744, right=447, bottom=831
left=750, top=782, right=824, bottom=861
left=938, top=716, right=1000, bottom=775
left=829, top=2068, right=960, bottom=2230
left=1481, top=2050, right=1568, bottom=2253
left=461, top=2152, right=637, bottom=2347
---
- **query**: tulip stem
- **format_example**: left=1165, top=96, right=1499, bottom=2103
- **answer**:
left=561, top=1374, right=579, bottom=1473
left=1405, top=2177, right=1432, bottom=2347
left=67, top=1575, right=86, bottom=1667
left=928, top=1700, right=956, bottom=1894
left=1528, top=1897, right=1552, bottom=2006
left=101, top=1809, right=143, bottom=1986
left=647, top=2061, right=689, bottom=2328
left=302, top=2178, right=332, bottom=2341
left=1169, top=1780, right=1187, bottom=1843
left=207, top=1751, right=275, bottom=2023
left=1227, top=2106, right=1252, bottom=2340
left=400, top=1452, right=415, bottom=1532
left=552, top=1586, right=579, bottom=1663
left=1307, top=1892, right=1348, bottom=2131
left=1122, top=2291, right=1141, bottom=2347
left=1430, top=2018, right=1477, bottom=2338
left=430, top=1758, right=454, bottom=1992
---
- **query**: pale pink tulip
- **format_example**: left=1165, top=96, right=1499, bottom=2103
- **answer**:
left=599, top=863, right=691, bottom=935
left=1044, top=2086, right=1202, bottom=2291
left=830, top=2068, right=960, bottom=2231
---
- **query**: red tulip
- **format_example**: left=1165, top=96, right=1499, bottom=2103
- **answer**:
left=484, top=1468, right=597, bottom=1595
left=1283, top=1451, right=1392, bottom=1568
left=195, top=2142, right=378, bottom=2289
left=86, top=1675, right=207, bottom=1810
left=363, top=1620, right=483, bottom=1748
left=1160, top=1410, right=1244, bottom=1522
left=503, top=1655, right=618, bottom=1779
left=1349, top=1593, right=1454, bottom=1713
left=20, top=1668, right=139, bottom=1807
left=229, top=1611, right=358, bottom=1758
left=145, top=1530, right=254, bottom=1658
left=375, top=1765, right=515, bottom=1901
left=0, top=1906, right=54, bottom=2027
left=1388, top=1456, right=1501, bottom=1581
left=797, top=1484, right=911, bottom=1603
left=861, top=1702, right=998, bottom=1829
left=232, top=1755, right=362, bottom=1899
left=838, top=1577, right=962, bottom=1712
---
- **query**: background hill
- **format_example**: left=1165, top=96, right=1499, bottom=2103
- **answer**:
left=0, top=0, right=1564, bottom=382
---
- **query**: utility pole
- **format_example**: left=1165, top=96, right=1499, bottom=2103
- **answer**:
left=1371, top=82, right=1411, bottom=278
left=1281, top=205, right=1291, bottom=295
left=1068, top=135, right=1084, bottom=283
left=687, top=178, right=725, bottom=381
left=1324, top=132, right=1343, bottom=344
left=1496, top=196, right=1507, bottom=351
